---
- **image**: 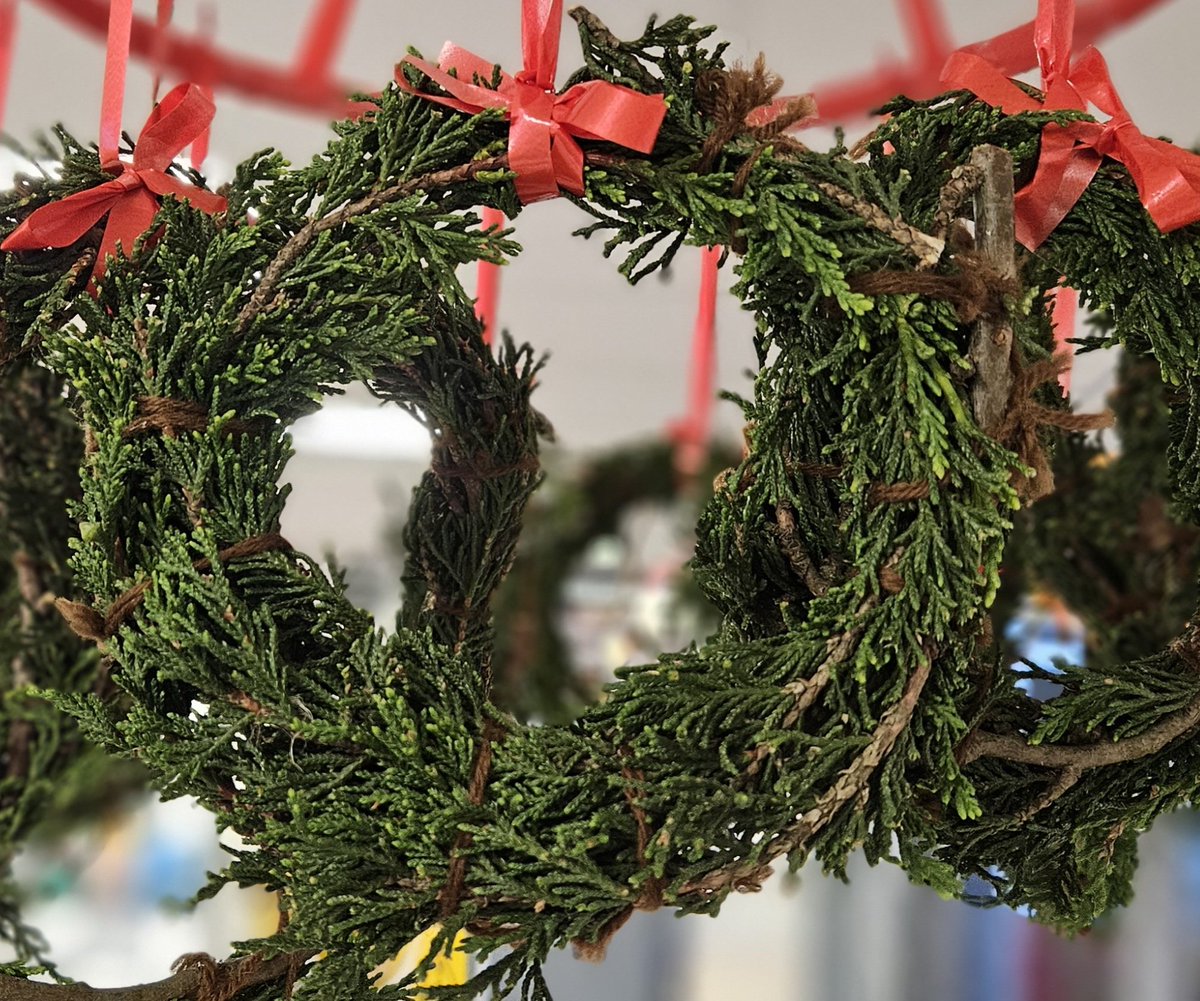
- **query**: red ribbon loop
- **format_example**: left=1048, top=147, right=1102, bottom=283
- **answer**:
left=395, top=0, right=666, bottom=204
left=2, top=82, right=226, bottom=275
left=942, top=0, right=1200, bottom=249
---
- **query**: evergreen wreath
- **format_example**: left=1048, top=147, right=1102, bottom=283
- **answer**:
left=2, top=6, right=1200, bottom=1000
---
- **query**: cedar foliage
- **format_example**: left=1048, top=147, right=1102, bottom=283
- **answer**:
left=0, top=10, right=1196, bottom=999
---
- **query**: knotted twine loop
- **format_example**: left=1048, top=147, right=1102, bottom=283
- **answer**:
left=848, top=250, right=1021, bottom=325
left=695, top=56, right=817, bottom=253
left=993, top=351, right=1115, bottom=502
left=817, top=256, right=1115, bottom=504
left=55, top=532, right=292, bottom=643
left=572, top=751, right=666, bottom=962
left=123, top=395, right=255, bottom=438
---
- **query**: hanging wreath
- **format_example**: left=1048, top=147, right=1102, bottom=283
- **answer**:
left=3, top=2, right=1200, bottom=998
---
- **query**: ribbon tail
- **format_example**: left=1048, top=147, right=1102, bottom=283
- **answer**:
left=395, top=54, right=510, bottom=115
left=96, top=188, right=160, bottom=270
left=141, top=170, right=227, bottom=214
left=556, top=82, right=667, bottom=153
left=136, top=81, right=217, bottom=170
left=520, top=0, right=562, bottom=90
left=1033, top=0, right=1075, bottom=85
left=508, top=114, right=558, bottom=203
left=1014, top=125, right=1101, bottom=250
left=939, top=51, right=1042, bottom=115
left=1, top=186, right=121, bottom=251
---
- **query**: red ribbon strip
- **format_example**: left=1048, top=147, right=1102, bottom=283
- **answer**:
left=669, top=246, right=721, bottom=478
left=1051, top=285, right=1077, bottom=391
left=0, top=0, right=15, bottom=133
left=395, top=0, right=666, bottom=204
left=295, top=0, right=357, bottom=82
left=100, top=0, right=134, bottom=166
left=2, top=83, right=226, bottom=275
left=942, top=0, right=1200, bottom=249
left=475, top=207, right=505, bottom=346
left=151, top=0, right=173, bottom=103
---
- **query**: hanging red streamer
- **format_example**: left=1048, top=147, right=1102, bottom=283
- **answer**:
left=669, top=247, right=721, bottom=478
left=189, top=2, right=217, bottom=170
left=395, top=0, right=666, bottom=204
left=942, top=0, right=1200, bottom=249
left=99, top=0, right=134, bottom=166
left=151, top=0, right=173, bottom=103
left=475, top=207, right=505, bottom=346
left=1051, top=286, right=1078, bottom=392
left=0, top=0, right=15, bottom=133
left=3, top=83, right=226, bottom=276
left=295, top=0, right=357, bottom=82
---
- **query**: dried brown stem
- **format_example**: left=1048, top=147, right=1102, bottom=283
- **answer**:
left=233, top=155, right=509, bottom=335
left=768, top=650, right=932, bottom=858
left=958, top=687, right=1200, bottom=770
left=0, top=950, right=315, bottom=1001
left=685, top=649, right=932, bottom=897
left=967, top=145, right=1016, bottom=435
left=814, top=181, right=944, bottom=269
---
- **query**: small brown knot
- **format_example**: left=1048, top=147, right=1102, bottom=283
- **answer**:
left=992, top=352, right=1115, bottom=503
left=848, top=251, right=1021, bottom=325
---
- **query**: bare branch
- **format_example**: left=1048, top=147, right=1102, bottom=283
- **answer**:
left=0, top=950, right=314, bottom=1001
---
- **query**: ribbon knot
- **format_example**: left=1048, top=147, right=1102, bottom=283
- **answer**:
left=395, top=0, right=666, bottom=204
left=2, top=82, right=226, bottom=277
left=942, top=0, right=1200, bottom=249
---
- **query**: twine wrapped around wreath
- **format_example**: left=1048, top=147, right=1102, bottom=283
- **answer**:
left=1, top=10, right=1199, bottom=1001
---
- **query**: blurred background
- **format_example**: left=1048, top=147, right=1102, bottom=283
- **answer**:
left=4, top=1, right=1200, bottom=998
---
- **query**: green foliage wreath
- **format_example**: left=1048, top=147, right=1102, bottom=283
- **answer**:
left=2, top=9, right=1200, bottom=1000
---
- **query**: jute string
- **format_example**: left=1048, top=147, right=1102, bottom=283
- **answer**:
left=55, top=532, right=292, bottom=643
left=123, top=395, right=255, bottom=439
left=572, top=750, right=667, bottom=962
left=695, top=57, right=816, bottom=253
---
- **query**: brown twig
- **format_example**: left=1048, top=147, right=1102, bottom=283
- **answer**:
left=769, top=650, right=932, bottom=858
left=814, top=181, right=944, bottom=269
left=0, top=950, right=315, bottom=1001
left=233, top=155, right=510, bottom=335
left=684, top=648, right=933, bottom=897
left=958, top=687, right=1200, bottom=769
left=745, top=597, right=877, bottom=777
left=967, top=145, right=1016, bottom=435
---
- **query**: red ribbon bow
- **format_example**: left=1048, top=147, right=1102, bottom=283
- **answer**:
left=2, top=82, right=227, bottom=276
left=942, top=0, right=1200, bottom=249
left=395, top=0, right=667, bottom=204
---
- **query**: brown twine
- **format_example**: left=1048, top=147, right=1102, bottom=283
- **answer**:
left=792, top=460, right=932, bottom=506
left=438, top=719, right=505, bottom=921
left=432, top=449, right=541, bottom=483
left=848, top=251, right=1021, bottom=325
left=573, top=752, right=667, bottom=963
left=847, top=256, right=1113, bottom=502
left=123, top=395, right=255, bottom=439
left=695, top=56, right=816, bottom=252
left=55, top=531, right=292, bottom=643
left=171, top=952, right=265, bottom=1001
left=993, top=352, right=1115, bottom=502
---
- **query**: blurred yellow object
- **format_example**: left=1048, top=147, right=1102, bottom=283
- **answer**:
left=375, top=926, right=469, bottom=992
